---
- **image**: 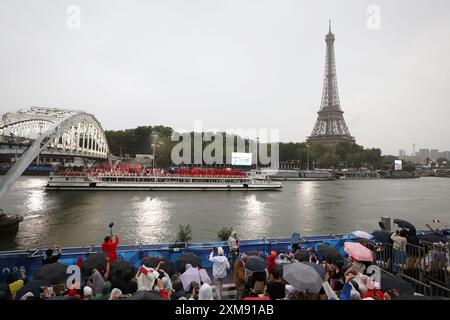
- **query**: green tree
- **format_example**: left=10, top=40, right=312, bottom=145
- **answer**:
left=217, top=227, right=233, bottom=241
left=319, top=152, right=340, bottom=168
left=175, top=224, right=192, bottom=243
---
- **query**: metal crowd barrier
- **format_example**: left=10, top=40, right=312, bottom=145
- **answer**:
left=371, top=240, right=449, bottom=295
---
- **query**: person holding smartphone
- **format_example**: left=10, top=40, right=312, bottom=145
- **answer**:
left=43, top=244, right=62, bottom=264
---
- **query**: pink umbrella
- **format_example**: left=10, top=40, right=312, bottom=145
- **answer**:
left=179, top=267, right=212, bottom=291
left=352, top=230, right=373, bottom=240
left=344, top=242, right=374, bottom=262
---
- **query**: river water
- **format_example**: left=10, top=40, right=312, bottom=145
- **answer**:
left=1, top=176, right=449, bottom=250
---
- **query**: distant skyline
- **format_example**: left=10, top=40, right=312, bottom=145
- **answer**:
left=1, top=0, right=450, bottom=155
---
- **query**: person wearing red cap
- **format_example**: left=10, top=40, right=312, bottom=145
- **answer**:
left=267, top=251, right=277, bottom=276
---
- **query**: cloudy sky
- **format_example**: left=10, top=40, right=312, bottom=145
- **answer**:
left=0, top=0, right=449, bottom=155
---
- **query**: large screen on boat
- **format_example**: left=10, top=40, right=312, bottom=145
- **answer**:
left=231, top=152, right=252, bottom=166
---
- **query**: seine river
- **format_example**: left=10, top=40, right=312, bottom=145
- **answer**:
left=1, top=176, right=450, bottom=250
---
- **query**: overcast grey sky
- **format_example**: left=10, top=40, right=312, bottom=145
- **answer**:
left=1, top=0, right=449, bottom=155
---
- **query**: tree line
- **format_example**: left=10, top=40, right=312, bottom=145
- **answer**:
left=104, top=126, right=403, bottom=170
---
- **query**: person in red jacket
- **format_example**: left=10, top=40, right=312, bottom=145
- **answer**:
left=102, top=234, right=119, bottom=264
left=267, top=251, right=277, bottom=276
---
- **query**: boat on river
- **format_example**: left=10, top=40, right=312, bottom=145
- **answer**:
left=256, top=169, right=335, bottom=181
left=0, top=209, right=23, bottom=240
left=45, top=168, right=282, bottom=191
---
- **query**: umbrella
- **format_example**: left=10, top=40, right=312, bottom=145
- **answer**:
left=393, top=219, right=416, bottom=232
left=371, top=230, right=393, bottom=244
left=344, top=242, right=374, bottom=262
left=316, top=244, right=342, bottom=261
left=246, top=251, right=266, bottom=258
left=274, top=264, right=284, bottom=277
left=143, top=256, right=175, bottom=276
left=282, top=262, right=323, bottom=293
left=131, top=290, right=165, bottom=300
left=110, top=260, right=134, bottom=280
left=245, top=255, right=267, bottom=272
left=82, top=252, right=107, bottom=275
left=16, top=279, right=51, bottom=300
left=352, top=230, right=373, bottom=240
left=301, top=261, right=326, bottom=279
left=176, top=253, right=201, bottom=273
left=420, top=234, right=448, bottom=244
left=179, top=267, right=212, bottom=291
left=34, top=263, right=68, bottom=285
left=380, top=273, right=415, bottom=295
left=293, top=249, right=309, bottom=262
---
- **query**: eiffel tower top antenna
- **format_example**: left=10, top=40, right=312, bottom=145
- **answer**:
left=329, top=19, right=331, bottom=33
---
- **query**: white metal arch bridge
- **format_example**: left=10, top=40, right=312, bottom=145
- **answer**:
left=0, top=107, right=110, bottom=202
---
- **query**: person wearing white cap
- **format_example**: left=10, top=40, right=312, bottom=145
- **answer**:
left=209, top=247, right=230, bottom=300
left=83, top=286, right=93, bottom=300
left=199, top=283, right=214, bottom=300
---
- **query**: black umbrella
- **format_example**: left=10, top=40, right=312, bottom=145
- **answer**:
left=176, top=253, right=201, bottom=273
left=143, top=256, right=175, bottom=276
left=380, top=273, right=415, bottom=295
left=16, top=279, right=51, bottom=300
left=34, top=263, right=68, bottom=285
left=131, top=290, right=165, bottom=300
left=420, top=234, right=448, bottom=244
left=316, top=244, right=342, bottom=261
left=245, top=255, right=267, bottom=272
left=246, top=251, right=266, bottom=258
left=110, top=260, right=135, bottom=280
left=301, top=261, right=326, bottom=279
left=274, top=264, right=284, bottom=277
left=393, top=219, right=416, bottom=232
left=294, top=249, right=309, bottom=262
left=82, top=252, right=107, bottom=275
left=371, top=230, right=393, bottom=244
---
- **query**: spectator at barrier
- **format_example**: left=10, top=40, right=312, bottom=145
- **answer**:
left=43, top=244, right=62, bottom=264
left=234, top=255, right=246, bottom=300
left=40, top=286, right=55, bottom=299
left=109, top=288, right=122, bottom=300
left=88, top=268, right=105, bottom=296
left=339, top=272, right=361, bottom=300
left=267, top=251, right=277, bottom=276
left=111, top=270, right=137, bottom=294
left=199, top=283, right=214, bottom=300
left=83, top=286, right=93, bottom=300
left=264, top=269, right=285, bottom=300
left=170, top=280, right=186, bottom=300
left=7, top=268, right=27, bottom=297
left=209, top=247, right=230, bottom=300
left=391, top=230, right=408, bottom=272
left=346, top=256, right=367, bottom=274
left=187, top=281, right=200, bottom=300
left=93, top=282, right=112, bottom=300
left=228, top=231, right=240, bottom=270
left=136, top=265, right=159, bottom=291
left=64, top=284, right=81, bottom=299
left=102, top=234, right=119, bottom=264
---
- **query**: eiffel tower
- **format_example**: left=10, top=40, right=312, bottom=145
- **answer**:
left=307, top=21, right=355, bottom=148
